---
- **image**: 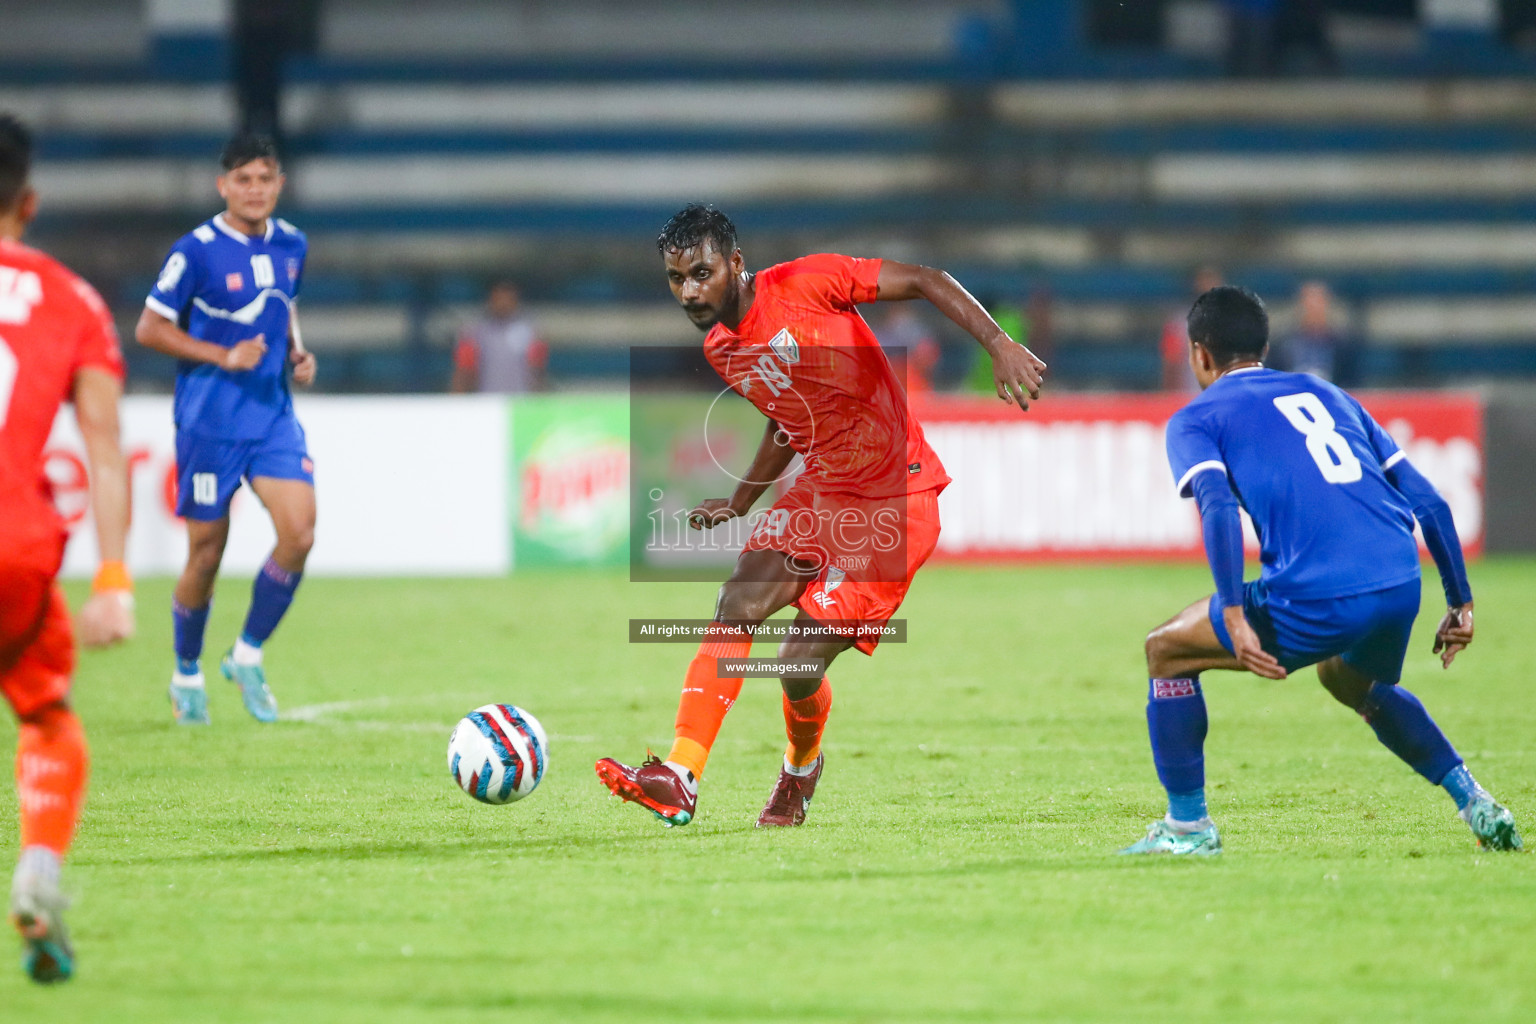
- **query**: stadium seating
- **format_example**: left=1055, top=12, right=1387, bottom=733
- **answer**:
left=7, top=0, right=1536, bottom=391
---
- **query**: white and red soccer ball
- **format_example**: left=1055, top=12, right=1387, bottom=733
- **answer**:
left=447, top=704, right=548, bottom=804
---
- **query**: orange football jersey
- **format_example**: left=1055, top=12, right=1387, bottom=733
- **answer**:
left=0, top=238, right=124, bottom=569
left=703, top=253, right=948, bottom=499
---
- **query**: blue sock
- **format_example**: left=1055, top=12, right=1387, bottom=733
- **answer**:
left=173, top=599, right=211, bottom=674
left=1148, top=678, right=1209, bottom=823
left=1439, top=763, right=1485, bottom=811
left=242, top=556, right=303, bottom=646
left=1359, top=682, right=1463, bottom=786
left=1168, top=788, right=1209, bottom=824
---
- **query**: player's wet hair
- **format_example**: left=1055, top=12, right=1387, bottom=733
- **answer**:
left=1187, top=285, right=1269, bottom=366
left=0, top=113, right=32, bottom=211
left=220, top=132, right=281, bottom=172
left=657, top=203, right=738, bottom=257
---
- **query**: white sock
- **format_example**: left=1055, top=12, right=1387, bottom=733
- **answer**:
left=15, top=846, right=61, bottom=886
left=172, top=670, right=205, bottom=689
left=663, top=761, right=698, bottom=794
left=232, top=637, right=263, bottom=667
left=1165, top=814, right=1213, bottom=834
left=783, top=755, right=819, bottom=777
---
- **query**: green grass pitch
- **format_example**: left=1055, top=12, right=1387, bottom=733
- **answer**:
left=2, top=560, right=1534, bottom=1022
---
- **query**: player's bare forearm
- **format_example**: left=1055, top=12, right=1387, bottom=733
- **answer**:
left=874, top=260, right=1045, bottom=410
left=135, top=308, right=265, bottom=370
left=1221, top=605, right=1287, bottom=680
left=729, top=418, right=796, bottom=512
left=73, top=367, right=131, bottom=563
left=136, top=308, right=224, bottom=364
left=688, top=419, right=795, bottom=530
left=73, top=365, right=137, bottom=647
left=876, top=261, right=999, bottom=347
left=288, top=310, right=317, bottom=385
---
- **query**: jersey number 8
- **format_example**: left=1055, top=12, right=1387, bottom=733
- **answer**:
left=1272, top=392, right=1363, bottom=484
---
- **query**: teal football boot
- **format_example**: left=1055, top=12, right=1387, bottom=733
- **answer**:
left=168, top=680, right=210, bottom=726
left=220, top=651, right=278, bottom=723
left=1119, top=819, right=1223, bottom=856
left=10, top=867, right=73, bottom=984
left=1461, top=796, right=1523, bottom=852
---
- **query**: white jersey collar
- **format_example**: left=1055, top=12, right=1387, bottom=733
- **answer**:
left=213, top=213, right=273, bottom=245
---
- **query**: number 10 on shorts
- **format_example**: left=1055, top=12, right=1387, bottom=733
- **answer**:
left=191, top=472, right=218, bottom=506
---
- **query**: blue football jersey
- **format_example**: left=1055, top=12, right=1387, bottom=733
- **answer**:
left=1165, top=367, right=1421, bottom=599
left=145, top=213, right=307, bottom=441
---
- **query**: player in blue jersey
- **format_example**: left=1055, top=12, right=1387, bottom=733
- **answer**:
left=1121, top=285, right=1520, bottom=856
left=134, top=134, right=316, bottom=726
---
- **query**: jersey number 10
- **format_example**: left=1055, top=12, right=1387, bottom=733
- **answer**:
left=1272, top=392, right=1364, bottom=484
left=250, top=255, right=276, bottom=289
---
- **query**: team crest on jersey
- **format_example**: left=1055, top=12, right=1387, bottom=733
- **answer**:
left=287, top=258, right=300, bottom=282
left=768, top=328, right=800, bottom=364
left=226, top=272, right=244, bottom=291
left=810, top=566, right=846, bottom=610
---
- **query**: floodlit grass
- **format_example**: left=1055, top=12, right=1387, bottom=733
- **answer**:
left=3, top=561, right=1533, bottom=1021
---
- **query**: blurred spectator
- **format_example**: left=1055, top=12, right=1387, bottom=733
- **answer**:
left=1025, top=287, right=1056, bottom=370
left=873, top=306, right=941, bottom=395
left=1225, top=0, right=1336, bottom=76
left=1161, top=266, right=1223, bottom=393
left=960, top=291, right=1052, bottom=394
left=1273, top=280, right=1343, bottom=381
left=233, top=0, right=320, bottom=143
left=451, top=281, right=547, bottom=394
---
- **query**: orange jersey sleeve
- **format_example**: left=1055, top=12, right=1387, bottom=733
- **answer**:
left=66, top=275, right=126, bottom=380
left=704, top=253, right=946, bottom=499
left=769, top=254, right=883, bottom=312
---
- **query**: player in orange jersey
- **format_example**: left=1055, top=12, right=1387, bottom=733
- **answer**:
left=0, top=114, right=134, bottom=983
left=597, top=204, right=1045, bottom=828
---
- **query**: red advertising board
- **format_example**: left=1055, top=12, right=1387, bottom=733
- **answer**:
left=912, top=392, right=1483, bottom=562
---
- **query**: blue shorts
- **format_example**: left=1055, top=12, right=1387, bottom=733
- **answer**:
left=1210, top=578, right=1421, bottom=684
left=175, top=416, right=314, bottom=521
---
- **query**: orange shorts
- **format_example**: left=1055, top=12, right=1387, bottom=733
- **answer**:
left=0, top=565, right=75, bottom=719
left=743, top=480, right=943, bottom=654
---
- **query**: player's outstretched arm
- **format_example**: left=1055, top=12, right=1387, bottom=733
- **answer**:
left=72, top=366, right=135, bottom=647
left=874, top=260, right=1045, bottom=411
left=688, top=418, right=796, bottom=530
left=1383, top=458, right=1475, bottom=668
left=134, top=308, right=266, bottom=371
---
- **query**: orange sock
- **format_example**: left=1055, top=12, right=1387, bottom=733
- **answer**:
left=16, top=707, right=89, bottom=857
left=783, top=677, right=833, bottom=768
left=667, top=624, right=752, bottom=780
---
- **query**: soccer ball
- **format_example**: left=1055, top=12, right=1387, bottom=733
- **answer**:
left=447, top=704, right=548, bottom=804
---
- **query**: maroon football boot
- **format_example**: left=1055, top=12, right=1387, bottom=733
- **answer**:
left=595, top=754, right=696, bottom=826
left=756, top=755, right=824, bottom=828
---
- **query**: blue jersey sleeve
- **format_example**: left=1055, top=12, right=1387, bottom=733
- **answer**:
left=1190, top=469, right=1246, bottom=609
left=1165, top=407, right=1228, bottom=498
left=1385, top=458, right=1473, bottom=607
left=1342, top=392, right=1403, bottom=467
left=146, top=239, right=205, bottom=321
left=291, top=236, right=308, bottom=299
